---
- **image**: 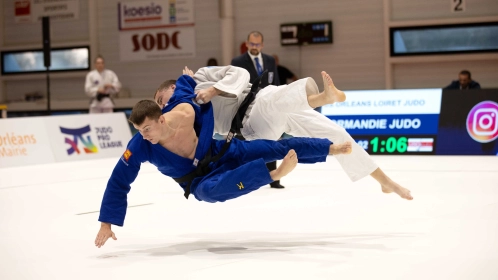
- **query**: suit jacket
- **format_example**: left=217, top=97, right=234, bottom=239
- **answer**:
left=444, top=80, right=481, bottom=90
left=231, top=52, right=280, bottom=88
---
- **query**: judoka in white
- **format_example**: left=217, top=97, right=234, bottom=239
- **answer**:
left=155, top=66, right=412, bottom=200
left=84, top=55, right=122, bottom=114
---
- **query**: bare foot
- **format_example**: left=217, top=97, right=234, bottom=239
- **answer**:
left=329, top=141, right=352, bottom=155
left=321, top=71, right=346, bottom=103
left=381, top=181, right=413, bottom=200
left=270, top=149, right=298, bottom=181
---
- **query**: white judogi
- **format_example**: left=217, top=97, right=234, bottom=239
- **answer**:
left=84, top=69, right=121, bottom=113
left=193, top=66, right=378, bottom=182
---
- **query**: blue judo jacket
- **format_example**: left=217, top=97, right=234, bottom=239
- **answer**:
left=98, top=75, right=216, bottom=226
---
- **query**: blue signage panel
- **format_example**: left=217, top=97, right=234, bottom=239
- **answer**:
left=326, top=114, right=440, bottom=135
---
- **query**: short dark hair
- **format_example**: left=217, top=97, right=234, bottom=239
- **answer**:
left=154, top=80, right=176, bottom=99
left=207, top=58, right=218, bottom=66
left=459, top=70, right=471, bottom=79
left=94, top=55, right=104, bottom=62
left=129, top=100, right=162, bottom=125
left=247, top=31, right=264, bottom=42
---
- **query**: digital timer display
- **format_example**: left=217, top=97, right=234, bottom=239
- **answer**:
left=355, top=135, right=436, bottom=155
left=371, top=136, right=406, bottom=153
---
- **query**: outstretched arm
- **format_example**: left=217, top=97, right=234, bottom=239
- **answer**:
left=95, top=139, right=144, bottom=248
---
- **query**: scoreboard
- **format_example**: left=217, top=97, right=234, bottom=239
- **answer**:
left=280, top=21, right=333, bottom=46
left=321, top=88, right=498, bottom=156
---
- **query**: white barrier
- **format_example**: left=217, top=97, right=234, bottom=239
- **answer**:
left=0, top=113, right=132, bottom=168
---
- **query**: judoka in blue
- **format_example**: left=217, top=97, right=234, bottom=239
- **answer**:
left=98, top=75, right=335, bottom=229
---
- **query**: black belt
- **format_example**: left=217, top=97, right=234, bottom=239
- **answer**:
left=173, top=70, right=268, bottom=199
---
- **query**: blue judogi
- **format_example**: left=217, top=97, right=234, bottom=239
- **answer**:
left=98, top=75, right=332, bottom=226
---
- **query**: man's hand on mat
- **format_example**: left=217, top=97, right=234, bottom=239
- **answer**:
left=95, top=222, right=117, bottom=248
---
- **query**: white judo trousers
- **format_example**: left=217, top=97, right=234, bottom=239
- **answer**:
left=194, top=66, right=378, bottom=182
left=242, top=79, right=378, bottom=182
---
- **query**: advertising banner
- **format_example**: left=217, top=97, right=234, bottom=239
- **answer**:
left=44, top=113, right=132, bottom=162
left=15, top=0, right=80, bottom=23
left=119, top=27, right=196, bottom=61
left=322, top=88, right=498, bottom=155
left=436, top=89, right=498, bottom=155
left=118, top=0, right=194, bottom=31
left=0, top=117, right=55, bottom=168
left=118, top=0, right=195, bottom=61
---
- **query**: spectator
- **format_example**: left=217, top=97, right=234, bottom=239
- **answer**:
left=230, top=31, right=283, bottom=189
left=273, top=54, right=298, bottom=84
left=207, top=58, right=218, bottom=66
left=445, top=70, right=481, bottom=90
left=85, top=55, right=121, bottom=114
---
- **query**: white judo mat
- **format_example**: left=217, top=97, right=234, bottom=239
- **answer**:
left=1, top=155, right=497, bottom=280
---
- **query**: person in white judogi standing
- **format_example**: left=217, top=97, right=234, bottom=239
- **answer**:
left=85, top=55, right=121, bottom=114
left=154, top=66, right=413, bottom=200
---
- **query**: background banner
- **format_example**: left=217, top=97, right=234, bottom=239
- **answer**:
left=0, top=117, right=55, bottom=168
left=119, top=27, right=196, bottom=61
left=436, top=89, right=498, bottom=155
left=45, top=113, right=132, bottom=162
left=118, top=0, right=196, bottom=61
left=14, top=0, right=80, bottom=23
left=322, top=88, right=498, bottom=155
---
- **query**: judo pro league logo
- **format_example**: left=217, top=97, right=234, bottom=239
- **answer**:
left=466, top=101, right=498, bottom=143
left=60, top=125, right=124, bottom=155
left=60, top=125, right=98, bottom=155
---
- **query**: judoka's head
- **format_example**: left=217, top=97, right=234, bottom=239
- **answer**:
left=129, top=100, right=165, bottom=144
left=154, top=80, right=176, bottom=109
left=246, top=31, right=264, bottom=56
left=94, top=55, right=105, bottom=73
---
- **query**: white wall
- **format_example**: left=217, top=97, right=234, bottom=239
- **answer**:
left=1, top=0, right=497, bottom=105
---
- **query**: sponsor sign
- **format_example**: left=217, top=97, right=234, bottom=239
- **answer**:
left=436, top=89, right=498, bottom=155
left=119, top=27, right=195, bottom=61
left=118, top=0, right=194, bottom=31
left=466, top=101, right=498, bottom=143
left=45, top=113, right=132, bottom=162
left=118, top=0, right=195, bottom=61
left=15, top=0, right=79, bottom=23
left=0, top=117, right=55, bottom=168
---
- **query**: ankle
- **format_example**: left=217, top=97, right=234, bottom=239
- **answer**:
left=270, top=170, right=281, bottom=181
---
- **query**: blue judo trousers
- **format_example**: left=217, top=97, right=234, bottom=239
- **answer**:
left=98, top=75, right=332, bottom=226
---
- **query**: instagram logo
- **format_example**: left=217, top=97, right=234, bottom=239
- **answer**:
left=466, top=101, right=498, bottom=143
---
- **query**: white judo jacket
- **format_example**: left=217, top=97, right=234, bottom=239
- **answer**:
left=85, top=69, right=122, bottom=109
left=193, top=66, right=253, bottom=135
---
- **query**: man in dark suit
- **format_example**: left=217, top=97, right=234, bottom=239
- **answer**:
left=231, top=31, right=284, bottom=189
left=445, top=70, right=481, bottom=90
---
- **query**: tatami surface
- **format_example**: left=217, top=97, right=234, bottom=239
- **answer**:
left=1, top=155, right=497, bottom=280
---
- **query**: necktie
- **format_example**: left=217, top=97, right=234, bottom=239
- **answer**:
left=254, top=57, right=263, bottom=76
